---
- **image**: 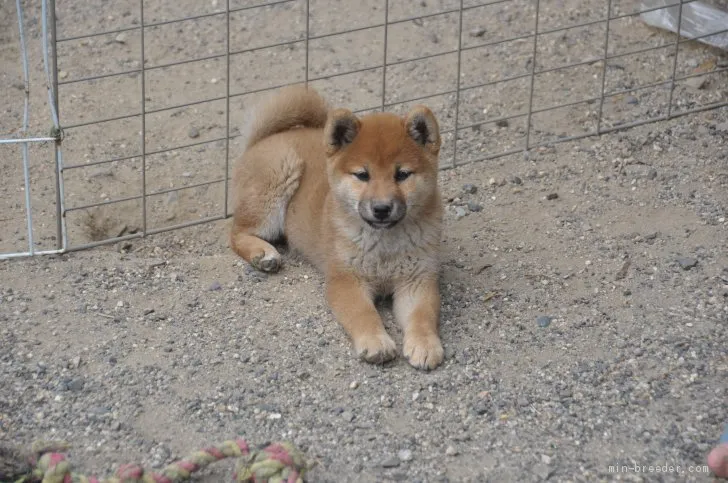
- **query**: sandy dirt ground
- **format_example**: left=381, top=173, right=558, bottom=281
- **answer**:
left=1, top=0, right=727, bottom=481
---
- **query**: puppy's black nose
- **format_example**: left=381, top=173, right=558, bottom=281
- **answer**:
left=372, top=202, right=393, bottom=220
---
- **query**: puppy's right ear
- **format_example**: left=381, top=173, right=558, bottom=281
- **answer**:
left=324, top=109, right=360, bottom=155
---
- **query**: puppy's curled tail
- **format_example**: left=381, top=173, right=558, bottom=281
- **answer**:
left=242, top=84, right=329, bottom=150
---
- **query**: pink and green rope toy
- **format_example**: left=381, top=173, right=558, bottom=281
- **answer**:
left=0, top=438, right=308, bottom=483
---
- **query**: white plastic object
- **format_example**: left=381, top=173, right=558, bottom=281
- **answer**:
left=640, top=0, right=728, bottom=51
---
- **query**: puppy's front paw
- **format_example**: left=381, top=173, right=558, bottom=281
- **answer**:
left=251, top=252, right=281, bottom=273
left=354, top=332, right=397, bottom=365
left=404, top=333, right=444, bottom=370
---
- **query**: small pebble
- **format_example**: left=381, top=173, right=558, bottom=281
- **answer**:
left=445, top=445, right=459, bottom=456
left=462, top=184, right=477, bottom=194
left=537, top=315, right=552, bottom=328
left=208, top=281, right=222, bottom=291
left=349, top=381, right=359, bottom=389
left=382, top=456, right=400, bottom=468
left=472, top=400, right=490, bottom=415
left=188, top=127, right=200, bottom=139
left=454, top=207, right=468, bottom=220
left=546, top=193, right=558, bottom=200
left=89, top=406, right=110, bottom=415
left=615, top=260, right=631, bottom=280
left=685, top=58, right=700, bottom=68
left=469, top=27, right=487, bottom=37
left=67, top=378, right=85, bottom=392
left=685, top=76, right=707, bottom=90
left=467, top=202, right=482, bottom=212
left=398, top=449, right=413, bottom=462
left=677, top=257, right=698, bottom=270
left=534, top=463, right=552, bottom=479
left=626, top=96, right=638, bottom=105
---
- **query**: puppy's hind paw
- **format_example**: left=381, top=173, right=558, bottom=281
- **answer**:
left=251, top=252, right=281, bottom=273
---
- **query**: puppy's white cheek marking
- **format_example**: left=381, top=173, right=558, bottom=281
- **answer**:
left=335, top=183, right=360, bottom=214
left=406, top=179, right=425, bottom=210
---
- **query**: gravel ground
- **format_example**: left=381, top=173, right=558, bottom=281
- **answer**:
left=2, top=0, right=728, bottom=481
left=2, top=112, right=728, bottom=481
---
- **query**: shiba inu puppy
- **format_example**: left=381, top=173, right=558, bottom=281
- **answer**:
left=230, top=85, right=444, bottom=370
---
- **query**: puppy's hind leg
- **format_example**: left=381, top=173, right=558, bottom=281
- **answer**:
left=230, top=148, right=302, bottom=273
left=230, top=228, right=283, bottom=273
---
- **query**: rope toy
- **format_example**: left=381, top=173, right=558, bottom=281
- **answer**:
left=1, top=438, right=308, bottom=483
left=707, top=423, right=728, bottom=479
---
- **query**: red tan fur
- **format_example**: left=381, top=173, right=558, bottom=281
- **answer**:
left=229, top=85, right=445, bottom=370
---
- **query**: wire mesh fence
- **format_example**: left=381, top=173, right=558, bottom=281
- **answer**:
left=2, top=0, right=728, bottom=258
left=1, top=0, right=65, bottom=259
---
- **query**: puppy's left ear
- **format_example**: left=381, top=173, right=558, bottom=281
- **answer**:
left=404, top=106, right=441, bottom=155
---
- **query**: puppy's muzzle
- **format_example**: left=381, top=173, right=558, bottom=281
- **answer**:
left=359, top=199, right=406, bottom=228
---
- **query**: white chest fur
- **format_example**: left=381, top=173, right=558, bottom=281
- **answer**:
left=336, top=217, right=441, bottom=293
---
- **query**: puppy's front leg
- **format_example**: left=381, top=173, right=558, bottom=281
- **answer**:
left=326, top=270, right=397, bottom=364
left=394, top=275, right=444, bottom=370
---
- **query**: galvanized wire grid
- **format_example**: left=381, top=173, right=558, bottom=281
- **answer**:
left=1, top=0, right=65, bottom=259
left=3, top=0, right=728, bottom=258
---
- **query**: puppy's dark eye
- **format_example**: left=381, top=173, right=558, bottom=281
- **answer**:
left=353, top=171, right=370, bottom=182
left=394, top=169, right=412, bottom=182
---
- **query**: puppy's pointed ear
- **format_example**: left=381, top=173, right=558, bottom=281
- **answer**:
left=324, top=109, right=360, bottom=155
left=404, top=106, right=441, bottom=155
